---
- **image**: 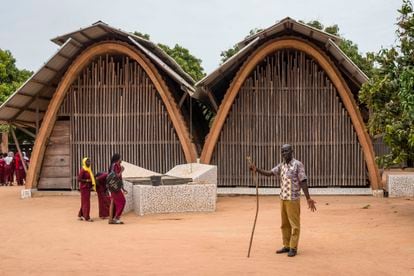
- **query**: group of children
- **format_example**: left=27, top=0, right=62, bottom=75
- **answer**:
left=77, top=153, right=127, bottom=225
left=0, top=151, right=29, bottom=186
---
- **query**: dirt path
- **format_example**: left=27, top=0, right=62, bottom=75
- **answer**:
left=0, top=186, right=413, bottom=275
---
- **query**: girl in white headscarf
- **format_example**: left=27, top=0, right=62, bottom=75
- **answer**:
left=4, top=152, right=14, bottom=186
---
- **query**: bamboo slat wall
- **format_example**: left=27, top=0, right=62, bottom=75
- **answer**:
left=211, top=49, right=368, bottom=188
left=58, top=55, right=186, bottom=189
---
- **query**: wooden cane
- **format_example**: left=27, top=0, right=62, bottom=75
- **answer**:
left=246, top=156, right=259, bottom=258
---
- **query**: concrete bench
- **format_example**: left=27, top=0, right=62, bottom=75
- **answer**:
left=132, top=183, right=216, bottom=216
left=386, top=173, right=414, bottom=197
left=123, top=163, right=217, bottom=215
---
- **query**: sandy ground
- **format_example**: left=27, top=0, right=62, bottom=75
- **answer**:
left=0, top=186, right=413, bottom=276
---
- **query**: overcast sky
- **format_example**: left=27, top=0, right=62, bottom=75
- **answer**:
left=0, top=0, right=402, bottom=75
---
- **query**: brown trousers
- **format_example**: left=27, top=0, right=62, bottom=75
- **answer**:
left=280, top=199, right=301, bottom=249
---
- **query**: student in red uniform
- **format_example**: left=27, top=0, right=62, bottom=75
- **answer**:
left=15, top=153, right=25, bottom=186
left=0, top=153, right=5, bottom=186
left=4, top=152, right=14, bottom=186
left=77, top=157, right=96, bottom=222
left=95, top=172, right=110, bottom=219
left=108, top=153, right=127, bottom=224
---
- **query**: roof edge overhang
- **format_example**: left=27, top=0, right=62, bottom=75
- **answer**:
left=50, top=21, right=195, bottom=86
left=325, top=39, right=369, bottom=85
left=239, top=17, right=341, bottom=48
left=128, top=36, right=195, bottom=95
left=0, top=38, right=80, bottom=125
left=193, top=37, right=260, bottom=101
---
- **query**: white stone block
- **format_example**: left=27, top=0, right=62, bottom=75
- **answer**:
left=387, top=174, right=414, bottom=197
left=20, top=189, right=32, bottom=199
left=372, top=189, right=384, bottom=197
left=166, top=163, right=217, bottom=185
left=133, top=183, right=216, bottom=216
left=123, top=180, right=134, bottom=213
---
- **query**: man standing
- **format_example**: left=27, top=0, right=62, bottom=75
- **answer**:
left=250, top=144, right=316, bottom=257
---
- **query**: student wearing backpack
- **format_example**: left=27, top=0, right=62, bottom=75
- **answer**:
left=108, top=153, right=127, bottom=224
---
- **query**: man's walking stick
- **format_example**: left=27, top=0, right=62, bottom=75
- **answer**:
left=246, top=156, right=259, bottom=258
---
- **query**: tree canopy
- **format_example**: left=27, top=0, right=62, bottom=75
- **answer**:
left=0, top=49, right=32, bottom=104
left=132, top=31, right=150, bottom=40
left=133, top=31, right=205, bottom=82
left=158, top=43, right=205, bottom=82
left=360, top=0, right=414, bottom=168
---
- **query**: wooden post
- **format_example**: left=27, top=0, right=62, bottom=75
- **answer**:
left=10, top=126, right=28, bottom=173
left=1, top=131, right=8, bottom=153
left=36, top=96, right=40, bottom=135
left=13, top=125, right=36, bottom=139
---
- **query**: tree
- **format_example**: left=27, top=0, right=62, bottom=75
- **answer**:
left=305, top=20, right=324, bottom=31
left=0, top=49, right=33, bottom=142
left=132, top=31, right=205, bottom=81
left=132, top=31, right=150, bottom=40
left=0, top=49, right=32, bottom=104
left=158, top=44, right=205, bottom=81
left=359, top=0, right=414, bottom=168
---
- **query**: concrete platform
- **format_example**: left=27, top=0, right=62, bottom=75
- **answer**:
left=31, top=189, right=79, bottom=197
left=217, top=187, right=374, bottom=196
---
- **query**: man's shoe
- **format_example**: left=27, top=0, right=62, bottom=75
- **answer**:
left=287, top=248, right=297, bottom=257
left=276, top=247, right=290, bottom=254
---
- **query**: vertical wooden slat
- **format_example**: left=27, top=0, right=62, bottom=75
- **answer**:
left=55, top=54, right=187, bottom=188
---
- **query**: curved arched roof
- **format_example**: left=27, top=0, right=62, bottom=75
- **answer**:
left=194, top=17, right=368, bottom=110
left=0, top=21, right=195, bottom=126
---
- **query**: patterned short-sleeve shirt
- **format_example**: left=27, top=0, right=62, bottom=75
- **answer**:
left=271, top=158, right=307, bottom=200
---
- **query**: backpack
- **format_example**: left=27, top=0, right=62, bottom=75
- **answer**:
left=106, top=171, right=123, bottom=192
